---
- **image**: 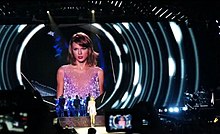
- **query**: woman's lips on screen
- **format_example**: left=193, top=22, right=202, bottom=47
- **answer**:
left=78, top=56, right=83, bottom=59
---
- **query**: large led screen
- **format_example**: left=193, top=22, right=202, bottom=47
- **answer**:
left=0, top=21, right=219, bottom=112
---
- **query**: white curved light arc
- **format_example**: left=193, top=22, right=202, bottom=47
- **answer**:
left=92, top=23, right=123, bottom=110
left=16, top=24, right=45, bottom=85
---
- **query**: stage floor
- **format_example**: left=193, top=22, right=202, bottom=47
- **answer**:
left=74, top=126, right=126, bottom=134
left=57, top=116, right=129, bottom=133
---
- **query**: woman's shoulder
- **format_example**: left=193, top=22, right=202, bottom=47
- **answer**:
left=58, top=64, right=73, bottom=71
left=89, top=66, right=103, bottom=75
left=93, top=66, right=103, bottom=72
left=60, top=64, right=74, bottom=68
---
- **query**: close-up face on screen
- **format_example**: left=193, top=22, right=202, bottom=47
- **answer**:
left=0, top=1, right=220, bottom=134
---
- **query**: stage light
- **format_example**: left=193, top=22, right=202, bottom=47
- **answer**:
left=182, top=105, right=188, bottom=111
left=168, top=107, right=174, bottom=112
left=168, top=57, right=176, bottom=77
left=91, top=10, right=95, bottom=14
left=170, top=21, right=183, bottom=43
left=171, top=15, right=176, bottom=20
left=168, top=107, right=179, bottom=113
left=159, top=9, right=168, bottom=18
left=155, top=8, right=162, bottom=15
left=122, top=44, right=128, bottom=54
left=18, top=24, right=27, bottom=33
left=158, top=109, right=163, bottom=113
left=173, top=107, right=179, bottom=113
left=165, top=12, right=172, bottom=18
left=122, top=22, right=129, bottom=29
left=133, top=61, right=140, bottom=86
left=214, top=117, right=218, bottom=123
left=152, top=6, right=157, bottom=12
left=164, top=108, right=168, bottom=112
left=113, top=24, right=122, bottom=34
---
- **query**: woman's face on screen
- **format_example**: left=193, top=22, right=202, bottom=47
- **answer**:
left=72, top=42, right=89, bottom=63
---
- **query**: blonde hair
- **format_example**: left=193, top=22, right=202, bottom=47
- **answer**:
left=90, top=96, right=95, bottom=101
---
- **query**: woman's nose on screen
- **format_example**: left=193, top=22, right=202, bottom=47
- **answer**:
left=78, top=49, right=82, bottom=55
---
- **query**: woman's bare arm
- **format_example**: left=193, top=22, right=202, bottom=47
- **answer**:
left=56, top=67, right=64, bottom=98
left=98, top=68, right=104, bottom=95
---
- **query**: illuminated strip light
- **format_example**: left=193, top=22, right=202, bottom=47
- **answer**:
left=152, top=6, right=157, bottom=12
left=133, top=61, right=140, bottom=86
left=0, top=26, right=4, bottom=89
left=113, top=24, right=122, bottom=34
left=0, top=25, right=16, bottom=89
left=168, top=58, right=176, bottom=77
left=176, top=59, right=185, bottom=105
left=18, top=24, right=27, bottom=33
left=134, top=83, right=142, bottom=97
left=170, top=21, right=185, bottom=106
left=16, top=24, right=45, bottom=85
left=146, top=23, right=159, bottom=102
left=153, top=23, right=169, bottom=105
left=155, top=8, right=162, bottom=15
left=112, top=100, right=119, bottom=108
left=188, top=28, right=199, bottom=93
left=179, top=15, right=185, bottom=20
left=123, top=44, right=128, bottom=54
left=171, top=15, right=176, bottom=20
left=165, top=12, right=172, bottom=18
left=114, top=1, right=118, bottom=6
left=4, top=25, right=21, bottom=90
left=92, top=23, right=123, bottom=110
left=121, top=94, right=132, bottom=108
left=121, top=91, right=129, bottom=102
left=122, top=22, right=129, bottom=29
left=159, top=9, right=168, bottom=18
left=180, top=60, right=184, bottom=79
left=118, top=1, right=123, bottom=7
left=128, top=24, right=143, bottom=86
left=117, top=23, right=136, bottom=108
left=0, top=26, right=7, bottom=89
left=125, top=23, right=144, bottom=107
left=170, top=22, right=182, bottom=43
left=169, top=22, right=185, bottom=106
left=158, top=22, right=173, bottom=106
left=176, top=12, right=181, bottom=16
left=138, top=23, right=154, bottom=101
left=129, top=23, right=150, bottom=102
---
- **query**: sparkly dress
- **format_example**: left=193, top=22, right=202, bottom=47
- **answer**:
left=62, top=65, right=101, bottom=100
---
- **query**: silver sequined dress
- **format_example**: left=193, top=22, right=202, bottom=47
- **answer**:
left=62, top=65, right=101, bottom=100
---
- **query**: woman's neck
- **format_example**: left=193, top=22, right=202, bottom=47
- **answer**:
left=76, top=62, right=87, bottom=70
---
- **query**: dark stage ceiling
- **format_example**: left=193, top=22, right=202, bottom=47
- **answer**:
left=0, top=0, right=220, bottom=24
